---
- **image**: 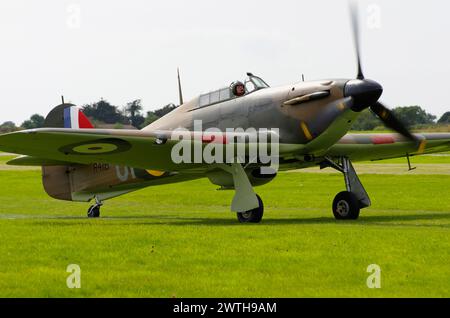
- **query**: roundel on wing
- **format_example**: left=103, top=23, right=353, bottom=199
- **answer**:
left=59, top=138, right=132, bottom=155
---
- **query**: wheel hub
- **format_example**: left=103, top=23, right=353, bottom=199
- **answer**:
left=336, top=200, right=350, bottom=217
left=241, top=211, right=252, bottom=219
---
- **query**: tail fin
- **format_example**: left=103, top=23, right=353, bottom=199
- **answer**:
left=39, top=104, right=160, bottom=203
left=44, top=103, right=94, bottom=129
left=41, top=103, right=94, bottom=202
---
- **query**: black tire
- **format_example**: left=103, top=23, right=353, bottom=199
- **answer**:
left=237, top=194, right=264, bottom=223
left=332, top=191, right=360, bottom=220
left=87, top=205, right=100, bottom=218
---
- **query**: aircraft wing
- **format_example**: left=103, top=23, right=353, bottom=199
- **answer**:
left=0, top=128, right=190, bottom=171
left=0, top=128, right=295, bottom=172
left=325, top=133, right=450, bottom=162
left=2, top=129, right=448, bottom=171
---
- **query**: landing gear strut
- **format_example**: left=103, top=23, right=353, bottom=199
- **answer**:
left=218, top=163, right=264, bottom=223
left=87, top=196, right=103, bottom=218
left=321, top=157, right=371, bottom=220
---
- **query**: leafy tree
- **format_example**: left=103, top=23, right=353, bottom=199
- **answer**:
left=351, top=109, right=381, bottom=131
left=132, top=115, right=145, bottom=128
left=125, top=99, right=145, bottom=128
left=142, top=112, right=160, bottom=127
left=82, top=99, right=126, bottom=124
left=142, top=103, right=177, bottom=128
left=438, top=111, right=450, bottom=124
left=21, top=114, right=45, bottom=129
left=352, top=106, right=437, bottom=131
left=0, top=121, right=19, bottom=133
left=391, top=106, right=436, bottom=128
left=80, top=99, right=178, bottom=129
left=153, top=103, right=177, bottom=118
left=125, top=99, right=143, bottom=118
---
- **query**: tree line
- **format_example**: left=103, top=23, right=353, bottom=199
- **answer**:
left=351, top=106, right=450, bottom=131
left=0, top=99, right=177, bottom=133
left=1, top=102, right=449, bottom=134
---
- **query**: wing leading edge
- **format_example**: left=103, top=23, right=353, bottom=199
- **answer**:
left=326, top=133, right=450, bottom=162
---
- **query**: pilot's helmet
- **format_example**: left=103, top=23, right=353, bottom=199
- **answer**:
left=231, top=81, right=245, bottom=97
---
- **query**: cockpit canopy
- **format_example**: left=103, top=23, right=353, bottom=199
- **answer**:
left=244, top=73, right=270, bottom=93
left=198, top=73, right=269, bottom=108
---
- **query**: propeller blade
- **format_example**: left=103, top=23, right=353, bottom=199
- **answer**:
left=350, top=1, right=364, bottom=80
left=347, top=4, right=425, bottom=152
left=370, top=102, right=418, bottom=142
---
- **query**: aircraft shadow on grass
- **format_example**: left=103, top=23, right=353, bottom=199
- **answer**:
left=155, top=213, right=450, bottom=228
left=28, top=212, right=450, bottom=228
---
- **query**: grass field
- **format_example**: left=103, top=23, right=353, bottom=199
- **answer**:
left=0, top=154, right=449, bottom=297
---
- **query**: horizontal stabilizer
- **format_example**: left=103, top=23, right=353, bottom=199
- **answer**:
left=7, top=155, right=76, bottom=166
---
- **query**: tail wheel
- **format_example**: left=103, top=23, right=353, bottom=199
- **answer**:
left=237, top=194, right=264, bottom=223
left=332, top=191, right=360, bottom=220
left=87, top=205, right=100, bottom=218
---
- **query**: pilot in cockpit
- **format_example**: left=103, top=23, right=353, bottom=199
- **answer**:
left=231, top=81, right=246, bottom=97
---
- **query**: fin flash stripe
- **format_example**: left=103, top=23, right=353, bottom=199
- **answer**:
left=63, top=106, right=94, bottom=129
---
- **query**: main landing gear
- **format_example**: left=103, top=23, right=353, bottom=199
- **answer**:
left=237, top=194, right=264, bottom=223
left=321, top=157, right=371, bottom=220
left=332, top=191, right=360, bottom=220
left=218, top=163, right=264, bottom=223
left=87, top=196, right=103, bottom=218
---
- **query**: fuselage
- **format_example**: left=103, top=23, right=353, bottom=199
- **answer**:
left=144, top=79, right=355, bottom=146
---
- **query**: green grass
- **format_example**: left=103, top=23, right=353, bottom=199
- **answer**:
left=0, top=167, right=449, bottom=297
left=364, top=154, right=450, bottom=164
left=0, top=155, right=16, bottom=163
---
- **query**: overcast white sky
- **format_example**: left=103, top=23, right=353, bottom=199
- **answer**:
left=1, top=0, right=449, bottom=125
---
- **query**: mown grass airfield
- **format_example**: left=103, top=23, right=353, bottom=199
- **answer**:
left=0, top=151, right=449, bottom=297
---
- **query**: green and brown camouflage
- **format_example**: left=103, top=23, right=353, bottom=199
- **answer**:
left=1, top=78, right=448, bottom=205
left=0, top=4, right=449, bottom=221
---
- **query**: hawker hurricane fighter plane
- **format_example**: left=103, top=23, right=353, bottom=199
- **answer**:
left=1, top=5, right=449, bottom=223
